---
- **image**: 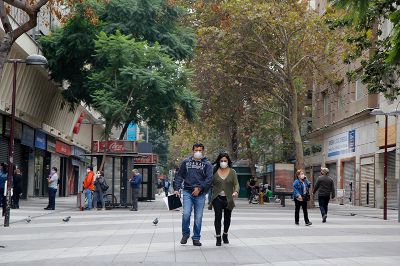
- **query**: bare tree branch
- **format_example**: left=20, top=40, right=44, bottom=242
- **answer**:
left=0, top=0, right=13, bottom=33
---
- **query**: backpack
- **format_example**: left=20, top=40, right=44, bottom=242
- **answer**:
left=100, top=179, right=109, bottom=192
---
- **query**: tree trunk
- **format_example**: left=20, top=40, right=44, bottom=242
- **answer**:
left=0, top=34, right=13, bottom=77
left=119, top=121, right=130, bottom=140
left=229, top=118, right=238, bottom=161
left=290, top=91, right=304, bottom=171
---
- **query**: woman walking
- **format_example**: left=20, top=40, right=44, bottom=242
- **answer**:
left=211, top=152, right=239, bottom=246
left=293, top=169, right=312, bottom=226
left=93, top=171, right=106, bottom=210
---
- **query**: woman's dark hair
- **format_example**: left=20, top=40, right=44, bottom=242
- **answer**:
left=52, top=167, right=58, bottom=172
left=213, top=152, right=233, bottom=173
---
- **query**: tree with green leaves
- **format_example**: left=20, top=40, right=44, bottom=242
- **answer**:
left=40, top=0, right=200, bottom=170
left=188, top=0, right=341, bottom=170
left=328, top=0, right=400, bottom=99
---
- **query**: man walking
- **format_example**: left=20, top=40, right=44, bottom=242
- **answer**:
left=44, top=167, right=58, bottom=210
left=83, top=166, right=95, bottom=210
left=314, top=167, right=335, bottom=223
left=174, top=143, right=213, bottom=246
left=129, top=169, right=142, bottom=211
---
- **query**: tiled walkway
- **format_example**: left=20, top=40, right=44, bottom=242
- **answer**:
left=0, top=195, right=399, bottom=265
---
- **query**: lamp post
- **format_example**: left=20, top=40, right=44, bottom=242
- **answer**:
left=371, top=108, right=400, bottom=221
left=4, top=55, right=47, bottom=227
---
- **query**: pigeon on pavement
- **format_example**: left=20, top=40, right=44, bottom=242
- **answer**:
left=25, top=216, right=31, bottom=223
left=153, top=218, right=159, bottom=226
left=62, top=216, right=71, bottom=222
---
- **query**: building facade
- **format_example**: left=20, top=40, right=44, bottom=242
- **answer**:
left=305, top=0, right=399, bottom=210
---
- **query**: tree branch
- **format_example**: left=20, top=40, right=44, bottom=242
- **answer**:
left=5, top=0, right=49, bottom=42
left=0, top=0, right=13, bottom=33
left=262, top=108, right=292, bottom=125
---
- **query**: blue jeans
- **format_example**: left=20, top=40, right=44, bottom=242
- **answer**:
left=182, top=190, right=206, bottom=241
left=318, top=196, right=330, bottom=216
left=48, top=187, right=57, bottom=209
left=85, top=189, right=93, bottom=209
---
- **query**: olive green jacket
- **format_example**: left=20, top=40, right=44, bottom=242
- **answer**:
left=211, top=168, right=240, bottom=210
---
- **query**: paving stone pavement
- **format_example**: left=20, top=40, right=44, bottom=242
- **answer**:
left=0, top=195, right=399, bottom=265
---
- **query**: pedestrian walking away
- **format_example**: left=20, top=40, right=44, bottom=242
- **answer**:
left=129, top=169, right=142, bottom=211
left=93, top=170, right=107, bottom=210
left=12, top=168, right=23, bottom=209
left=0, top=163, right=8, bottom=216
left=164, top=179, right=170, bottom=197
left=211, top=152, right=239, bottom=246
left=83, top=166, right=95, bottom=210
left=174, top=143, right=213, bottom=247
left=293, top=169, right=312, bottom=226
left=44, top=167, right=58, bottom=210
left=314, top=167, right=335, bottom=223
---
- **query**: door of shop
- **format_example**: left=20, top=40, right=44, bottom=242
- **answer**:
left=342, top=160, right=355, bottom=205
left=388, top=151, right=398, bottom=209
left=360, top=157, right=374, bottom=207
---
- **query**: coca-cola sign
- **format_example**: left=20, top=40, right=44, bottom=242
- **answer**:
left=92, top=140, right=130, bottom=153
left=133, top=154, right=158, bottom=164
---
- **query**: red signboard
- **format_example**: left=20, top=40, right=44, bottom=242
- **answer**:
left=56, top=140, right=72, bottom=156
left=92, top=140, right=126, bottom=153
left=133, top=154, right=158, bottom=165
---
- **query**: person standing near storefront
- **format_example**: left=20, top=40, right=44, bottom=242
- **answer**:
left=44, top=167, right=58, bottom=210
left=0, top=163, right=8, bottom=215
left=12, top=168, right=22, bottom=209
left=129, top=169, right=142, bottom=211
left=83, top=166, right=95, bottom=210
left=93, top=170, right=106, bottom=210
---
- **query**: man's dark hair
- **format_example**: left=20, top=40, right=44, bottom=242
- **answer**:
left=88, top=166, right=93, bottom=171
left=52, top=167, right=58, bottom=172
left=192, top=143, right=204, bottom=151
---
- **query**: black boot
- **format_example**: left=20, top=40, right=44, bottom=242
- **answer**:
left=216, top=236, right=221, bottom=246
left=222, top=233, right=229, bottom=244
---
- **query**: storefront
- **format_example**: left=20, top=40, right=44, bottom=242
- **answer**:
left=34, top=130, right=51, bottom=197
left=90, top=140, right=157, bottom=205
left=360, top=156, right=375, bottom=207
left=71, top=146, right=88, bottom=195
left=55, top=140, right=72, bottom=197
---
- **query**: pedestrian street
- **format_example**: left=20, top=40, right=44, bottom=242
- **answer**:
left=0, top=196, right=399, bottom=265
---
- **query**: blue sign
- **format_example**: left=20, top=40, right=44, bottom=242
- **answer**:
left=127, top=123, right=137, bottom=141
left=21, top=125, right=34, bottom=147
left=34, top=130, right=47, bottom=150
left=327, top=129, right=356, bottom=157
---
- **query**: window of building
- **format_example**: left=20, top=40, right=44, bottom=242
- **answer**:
left=323, top=92, right=329, bottom=115
left=355, top=77, right=367, bottom=101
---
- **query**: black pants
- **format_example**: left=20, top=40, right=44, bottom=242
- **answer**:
left=294, top=199, right=309, bottom=223
left=212, top=196, right=232, bottom=236
left=12, top=188, right=21, bottom=208
left=1, top=188, right=6, bottom=215
left=48, top=188, right=57, bottom=209
left=318, top=196, right=330, bottom=217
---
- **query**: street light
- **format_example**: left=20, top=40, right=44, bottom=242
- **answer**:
left=3, top=54, right=47, bottom=227
left=371, top=108, right=400, bottom=221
